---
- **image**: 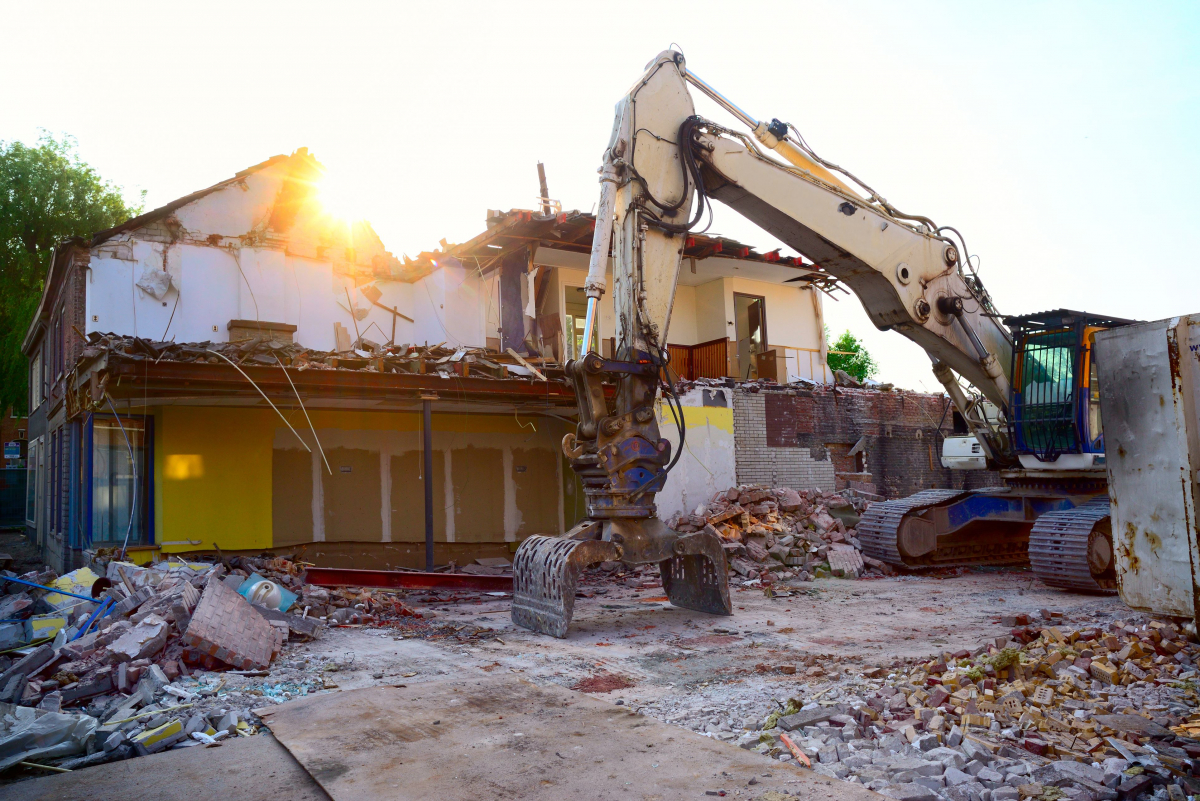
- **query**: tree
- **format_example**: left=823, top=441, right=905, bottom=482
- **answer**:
left=0, top=133, right=143, bottom=415
left=826, top=328, right=879, bottom=382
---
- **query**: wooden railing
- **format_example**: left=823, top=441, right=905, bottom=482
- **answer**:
left=664, top=341, right=837, bottom=383
left=665, top=338, right=730, bottom=381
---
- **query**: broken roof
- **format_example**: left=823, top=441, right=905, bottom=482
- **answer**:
left=392, top=208, right=840, bottom=290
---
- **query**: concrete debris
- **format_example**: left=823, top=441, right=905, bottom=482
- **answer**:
left=705, top=616, right=1200, bottom=801
left=0, top=553, right=336, bottom=775
left=667, top=483, right=885, bottom=585
left=77, top=333, right=559, bottom=380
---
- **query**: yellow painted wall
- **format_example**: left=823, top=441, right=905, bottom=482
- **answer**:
left=152, top=405, right=567, bottom=554
left=157, top=406, right=275, bottom=553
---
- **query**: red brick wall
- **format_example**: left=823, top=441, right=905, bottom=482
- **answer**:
left=761, top=386, right=1002, bottom=499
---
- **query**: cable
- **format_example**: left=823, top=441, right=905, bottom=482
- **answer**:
left=104, top=396, right=137, bottom=561
left=276, top=355, right=331, bottom=475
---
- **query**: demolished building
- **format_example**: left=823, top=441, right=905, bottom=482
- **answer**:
left=22, top=148, right=855, bottom=573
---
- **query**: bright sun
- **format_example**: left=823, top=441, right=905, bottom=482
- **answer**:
left=316, top=173, right=366, bottom=223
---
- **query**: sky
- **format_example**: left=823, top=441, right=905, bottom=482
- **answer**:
left=3, top=2, right=1197, bottom=391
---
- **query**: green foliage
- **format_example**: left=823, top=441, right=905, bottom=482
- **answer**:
left=0, top=133, right=143, bottom=415
left=984, top=647, right=1020, bottom=669
left=826, top=328, right=878, bottom=382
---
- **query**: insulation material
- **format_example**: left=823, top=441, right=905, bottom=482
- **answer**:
left=135, top=265, right=172, bottom=299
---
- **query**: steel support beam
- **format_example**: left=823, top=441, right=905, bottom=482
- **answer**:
left=423, top=398, right=434, bottom=572
left=304, top=567, right=512, bottom=592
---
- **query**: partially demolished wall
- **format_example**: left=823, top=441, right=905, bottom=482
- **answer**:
left=734, top=384, right=1002, bottom=499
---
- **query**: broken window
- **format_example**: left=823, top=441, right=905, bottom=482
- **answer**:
left=90, top=416, right=151, bottom=546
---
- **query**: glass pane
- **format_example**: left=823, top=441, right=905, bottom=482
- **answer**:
left=1017, top=330, right=1077, bottom=456
left=92, top=418, right=147, bottom=545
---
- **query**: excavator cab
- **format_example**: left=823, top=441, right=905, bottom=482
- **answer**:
left=1006, top=310, right=1137, bottom=472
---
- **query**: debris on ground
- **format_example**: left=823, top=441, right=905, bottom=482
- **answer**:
left=77, top=333, right=560, bottom=382
left=665, top=612, right=1200, bottom=801
left=667, top=484, right=887, bottom=585
left=0, top=555, right=330, bottom=773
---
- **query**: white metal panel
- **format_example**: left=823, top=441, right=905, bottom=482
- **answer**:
left=1095, top=317, right=1200, bottom=620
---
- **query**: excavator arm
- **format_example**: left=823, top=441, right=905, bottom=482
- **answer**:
left=583, top=51, right=1014, bottom=460
left=511, top=50, right=1017, bottom=638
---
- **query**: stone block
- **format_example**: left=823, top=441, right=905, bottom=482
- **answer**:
left=777, top=707, right=834, bottom=731
left=0, top=644, right=53, bottom=687
left=182, top=578, right=277, bottom=670
left=881, top=782, right=940, bottom=801
left=945, top=767, right=975, bottom=787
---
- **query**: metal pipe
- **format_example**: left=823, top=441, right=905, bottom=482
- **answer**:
left=0, top=574, right=95, bottom=603
left=71, top=597, right=112, bottom=642
left=582, top=297, right=598, bottom=356
left=683, top=70, right=758, bottom=130
left=582, top=167, right=618, bottom=354
left=423, top=398, right=434, bottom=572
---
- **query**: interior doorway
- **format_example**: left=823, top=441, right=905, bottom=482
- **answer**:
left=733, top=293, right=767, bottom=380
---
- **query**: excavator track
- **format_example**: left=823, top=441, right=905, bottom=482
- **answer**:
left=858, top=489, right=973, bottom=566
left=1028, top=496, right=1117, bottom=594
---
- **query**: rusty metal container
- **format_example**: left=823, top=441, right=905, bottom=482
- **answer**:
left=1095, top=316, right=1200, bottom=622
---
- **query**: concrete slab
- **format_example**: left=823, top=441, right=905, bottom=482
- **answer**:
left=257, top=676, right=885, bottom=801
left=6, top=733, right=329, bottom=801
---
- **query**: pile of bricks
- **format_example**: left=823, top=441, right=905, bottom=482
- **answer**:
left=667, top=483, right=889, bottom=583
left=737, top=612, right=1200, bottom=801
left=0, top=557, right=324, bottom=772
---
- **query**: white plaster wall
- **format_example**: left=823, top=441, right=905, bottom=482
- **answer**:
left=173, top=173, right=276, bottom=237
left=410, top=258, right=486, bottom=348
left=726, top=276, right=820, bottom=351
left=655, top=386, right=736, bottom=522
left=86, top=241, right=420, bottom=351
left=548, top=265, right=616, bottom=348
left=665, top=284, right=698, bottom=345
left=693, top=278, right=730, bottom=344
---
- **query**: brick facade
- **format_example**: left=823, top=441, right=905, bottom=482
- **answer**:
left=733, top=386, right=1002, bottom=499
left=733, top=390, right=837, bottom=491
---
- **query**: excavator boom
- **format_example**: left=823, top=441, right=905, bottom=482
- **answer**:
left=512, top=50, right=1119, bottom=638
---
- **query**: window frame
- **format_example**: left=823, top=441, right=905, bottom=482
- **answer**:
left=86, top=412, right=155, bottom=548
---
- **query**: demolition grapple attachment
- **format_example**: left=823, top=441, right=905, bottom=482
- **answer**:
left=511, top=352, right=732, bottom=638
left=512, top=519, right=731, bottom=639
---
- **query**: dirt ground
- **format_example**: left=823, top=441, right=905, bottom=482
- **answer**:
left=0, top=529, right=44, bottom=575
left=290, top=568, right=1130, bottom=737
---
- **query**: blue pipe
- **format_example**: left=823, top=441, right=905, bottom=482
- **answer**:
left=71, top=597, right=112, bottom=642
left=0, top=575, right=97, bottom=603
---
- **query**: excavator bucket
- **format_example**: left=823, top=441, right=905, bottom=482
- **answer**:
left=512, top=520, right=731, bottom=638
left=659, top=532, right=732, bottom=617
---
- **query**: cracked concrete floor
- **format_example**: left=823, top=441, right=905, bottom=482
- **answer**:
left=292, top=569, right=1130, bottom=732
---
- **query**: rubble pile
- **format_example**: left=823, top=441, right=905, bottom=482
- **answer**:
left=668, top=484, right=887, bottom=584
left=78, top=332, right=557, bottom=380
left=0, top=557, right=325, bottom=772
left=724, top=613, right=1200, bottom=801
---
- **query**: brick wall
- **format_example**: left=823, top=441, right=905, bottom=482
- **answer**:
left=733, top=386, right=1002, bottom=499
left=733, top=391, right=836, bottom=491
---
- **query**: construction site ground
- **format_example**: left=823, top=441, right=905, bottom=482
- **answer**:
left=300, top=569, right=1125, bottom=716
left=15, top=568, right=1133, bottom=801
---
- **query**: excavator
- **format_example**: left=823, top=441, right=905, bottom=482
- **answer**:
left=512, top=50, right=1129, bottom=638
